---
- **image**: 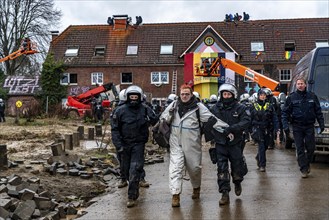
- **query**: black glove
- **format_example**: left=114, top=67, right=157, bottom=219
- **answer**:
left=319, top=127, right=325, bottom=134
left=223, top=127, right=232, bottom=136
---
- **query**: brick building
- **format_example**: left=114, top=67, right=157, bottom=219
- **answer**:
left=49, top=15, right=329, bottom=103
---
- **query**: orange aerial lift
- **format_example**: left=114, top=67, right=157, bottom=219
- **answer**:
left=0, top=38, right=38, bottom=63
left=195, top=57, right=280, bottom=95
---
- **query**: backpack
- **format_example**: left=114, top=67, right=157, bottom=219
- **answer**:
left=152, top=102, right=203, bottom=148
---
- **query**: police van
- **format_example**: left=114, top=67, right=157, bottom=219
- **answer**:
left=286, top=46, right=329, bottom=156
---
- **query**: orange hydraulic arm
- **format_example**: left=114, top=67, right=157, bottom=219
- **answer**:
left=0, top=39, right=38, bottom=63
left=195, top=57, right=280, bottom=93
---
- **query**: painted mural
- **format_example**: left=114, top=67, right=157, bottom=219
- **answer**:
left=3, top=76, right=41, bottom=94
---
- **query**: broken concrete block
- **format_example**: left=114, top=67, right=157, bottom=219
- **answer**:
left=7, top=189, right=19, bottom=198
left=12, top=200, right=36, bottom=220
left=39, top=191, right=51, bottom=199
left=32, top=208, right=41, bottom=218
left=0, top=206, right=10, bottom=219
left=57, top=168, right=67, bottom=175
left=0, top=198, right=12, bottom=209
left=27, top=177, right=40, bottom=184
left=50, top=143, right=64, bottom=156
left=0, top=185, right=7, bottom=193
left=8, top=176, right=22, bottom=186
left=19, top=189, right=35, bottom=201
left=68, top=169, right=79, bottom=176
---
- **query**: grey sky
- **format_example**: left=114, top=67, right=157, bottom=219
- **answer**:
left=54, top=0, right=329, bottom=32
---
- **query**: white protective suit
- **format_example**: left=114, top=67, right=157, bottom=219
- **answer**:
left=160, top=100, right=228, bottom=195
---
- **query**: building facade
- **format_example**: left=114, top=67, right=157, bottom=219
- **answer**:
left=49, top=16, right=329, bottom=103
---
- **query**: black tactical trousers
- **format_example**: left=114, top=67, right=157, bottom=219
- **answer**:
left=121, top=142, right=145, bottom=200
left=292, top=125, right=315, bottom=172
left=215, top=142, right=245, bottom=193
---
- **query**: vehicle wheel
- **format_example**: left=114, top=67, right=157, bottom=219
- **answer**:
left=68, top=110, right=80, bottom=119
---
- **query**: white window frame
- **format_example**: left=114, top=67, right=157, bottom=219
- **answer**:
left=284, top=41, right=296, bottom=51
left=251, top=42, right=264, bottom=52
left=315, top=40, right=329, bottom=47
left=65, top=46, right=79, bottom=56
left=160, top=44, right=173, bottom=55
left=91, top=72, right=104, bottom=85
left=151, top=71, right=169, bottom=84
left=60, top=73, right=78, bottom=85
left=94, top=45, right=106, bottom=56
left=279, top=69, right=292, bottom=82
left=121, top=72, right=133, bottom=84
left=127, top=45, right=138, bottom=55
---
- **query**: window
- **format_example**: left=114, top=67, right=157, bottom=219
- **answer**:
left=94, top=45, right=106, bottom=56
left=315, top=40, right=329, bottom=47
left=280, top=69, right=292, bottom=82
left=121, top=72, right=133, bottom=84
left=91, top=72, right=103, bottom=85
left=127, top=45, right=138, bottom=55
left=60, top=73, right=77, bottom=85
left=251, top=42, right=264, bottom=52
left=160, top=44, right=173, bottom=54
left=65, top=46, right=79, bottom=56
left=284, top=41, right=296, bottom=51
left=244, top=69, right=263, bottom=82
left=151, top=71, right=169, bottom=84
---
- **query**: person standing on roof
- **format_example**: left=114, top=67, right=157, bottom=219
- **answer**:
left=281, top=78, right=324, bottom=178
left=0, top=99, right=5, bottom=122
left=209, top=83, right=250, bottom=206
left=111, top=85, right=158, bottom=208
left=160, top=84, right=228, bottom=208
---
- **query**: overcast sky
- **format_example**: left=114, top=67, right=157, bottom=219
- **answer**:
left=53, top=0, right=329, bottom=32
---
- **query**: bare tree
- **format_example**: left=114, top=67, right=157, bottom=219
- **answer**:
left=0, top=0, right=61, bottom=75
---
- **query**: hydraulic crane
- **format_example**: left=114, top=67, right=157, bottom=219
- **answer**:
left=195, top=57, right=280, bottom=95
left=0, top=38, right=38, bottom=63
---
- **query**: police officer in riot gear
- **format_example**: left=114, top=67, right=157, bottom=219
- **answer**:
left=239, top=93, right=252, bottom=145
left=111, top=85, right=158, bottom=207
left=281, top=78, right=324, bottom=178
left=164, top=94, right=177, bottom=109
left=209, top=83, right=250, bottom=206
left=263, top=88, right=279, bottom=149
left=207, top=94, right=218, bottom=109
left=251, top=89, right=279, bottom=172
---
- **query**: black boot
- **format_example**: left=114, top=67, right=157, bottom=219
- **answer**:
left=219, top=190, right=230, bottom=206
left=234, top=183, right=242, bottom=196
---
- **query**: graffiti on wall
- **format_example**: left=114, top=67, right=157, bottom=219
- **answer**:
left=3, top=76, right=41, bottom=94
left=69, top=86, right=91, bottom=96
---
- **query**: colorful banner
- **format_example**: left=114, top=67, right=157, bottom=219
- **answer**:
left=184, top=52, right=235, bottom=86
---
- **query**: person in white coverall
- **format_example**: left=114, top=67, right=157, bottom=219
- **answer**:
left=160, top=84, right=228, bottom=207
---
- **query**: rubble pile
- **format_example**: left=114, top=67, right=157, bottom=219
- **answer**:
left=0, top=174, right=87, bottom=220
left=0, top=148, right=165, bottom=219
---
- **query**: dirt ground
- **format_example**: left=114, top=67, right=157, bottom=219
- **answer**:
left=0, top=117, right=119, bottom=205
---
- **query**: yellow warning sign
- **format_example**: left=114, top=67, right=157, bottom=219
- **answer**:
left=16, top=100, right=22, bottom=108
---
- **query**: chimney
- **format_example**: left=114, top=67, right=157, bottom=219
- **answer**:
left=111, top=15, right=131, bottom=30
left=50, top=31, right=59, bottom=40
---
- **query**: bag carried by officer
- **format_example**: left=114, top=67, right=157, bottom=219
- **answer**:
left=152, top=101, right=177, bottom=148
left=152, top=119, right=171, bottom=148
